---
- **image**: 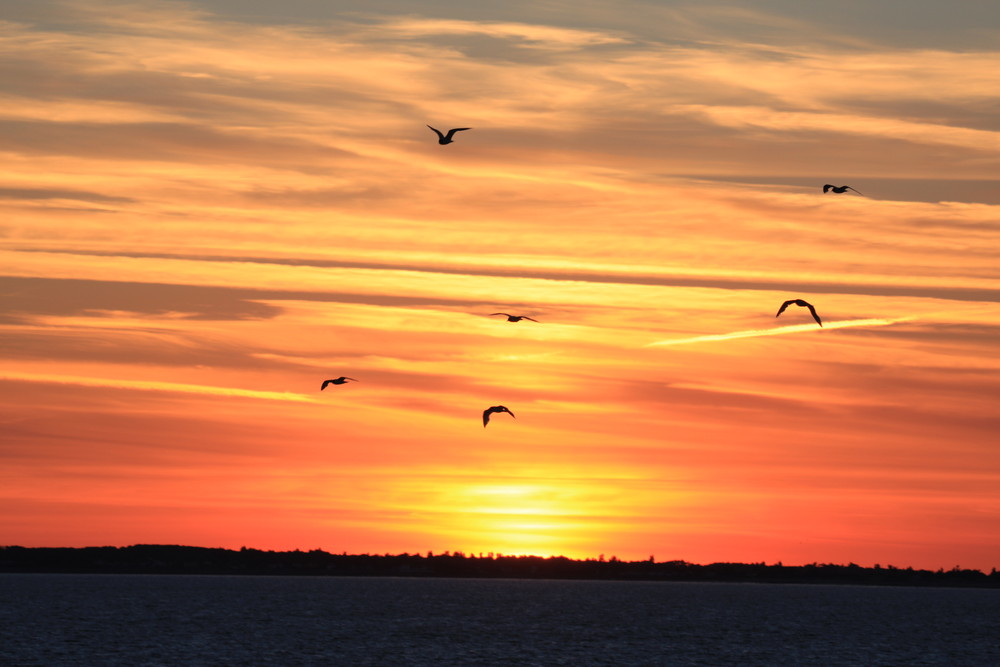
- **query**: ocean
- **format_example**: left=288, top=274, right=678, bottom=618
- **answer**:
left=1, top=574, right=997, bottom=665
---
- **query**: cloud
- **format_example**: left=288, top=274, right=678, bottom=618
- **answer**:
left=0, top=328, right=301, bottom=370
left=676, top=104, right=1000, bottom=153
left=0, top=371, right=317, bottom=403
left=0, top=275, right=510, bottom=326
left=646, top=317, right=916, bottom=347
left=377, top=17, right=631, bottom=49
left=3, top=2, right=999, bottom=207
left=10, top=250, right=1000, bottom=304
left=0, top=275, right=283, bottom=322
left=0, top=187, right=135, bottom=203
left=0, top=120, right=358, bottom=168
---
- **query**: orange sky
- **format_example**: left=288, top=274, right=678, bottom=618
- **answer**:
left=2, top=0, right=999, bottom=571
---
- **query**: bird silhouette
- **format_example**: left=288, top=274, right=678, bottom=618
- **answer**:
left=321, top=377, right=358, bottom=390
left=427, top=125, right=471, bottom=145
left=775, top=299, right=823, bottom=327
left=490, top=313, right=538, bottom=323
left=483, top=405, right=516, bottom=427
left=823, top=184, right=863, bottom=195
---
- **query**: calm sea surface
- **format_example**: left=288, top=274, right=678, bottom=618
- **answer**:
left=1, top=574, right=997, bottom=666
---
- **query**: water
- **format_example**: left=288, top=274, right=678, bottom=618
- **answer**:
left=1, top=574, right=997, bottom=665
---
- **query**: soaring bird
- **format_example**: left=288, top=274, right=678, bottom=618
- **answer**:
left=823, top=184, right=863, bottom=195
left=775, top=299, right=823, bottom=327
left=427, top=125, right=471, bottom=145
left=321, top=377, right=358, bottom=390
left=483, top=405, right=515, bottom=427
left=490, top=313, right=538, bottom=323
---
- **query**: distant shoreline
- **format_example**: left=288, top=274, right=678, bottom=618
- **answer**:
left=2, top=545, right=997, bottom=588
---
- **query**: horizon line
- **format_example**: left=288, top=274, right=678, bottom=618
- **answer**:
left=2, top=544, right=993, bottom=574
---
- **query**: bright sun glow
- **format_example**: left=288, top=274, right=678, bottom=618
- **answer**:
left=463, top=484, right=571, bottom=515
left=440, top=484, right=594, bottom=556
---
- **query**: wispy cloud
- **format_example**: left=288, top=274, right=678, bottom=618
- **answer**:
left=378, top=17, right=631, bottom=48
left=677, top=105, right=1000, bottom=153
left=0, top=371, right=317, bottom=403
left=646, top=317, right=916, bottom=347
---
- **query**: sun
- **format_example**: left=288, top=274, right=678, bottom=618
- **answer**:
left=439, top=483, right=594, bottom=557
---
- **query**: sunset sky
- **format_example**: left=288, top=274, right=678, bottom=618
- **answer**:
left=2, top=0, right=998, bottom=571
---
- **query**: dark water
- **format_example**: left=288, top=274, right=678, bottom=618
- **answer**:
left=1, top=574, right=997, bottom=666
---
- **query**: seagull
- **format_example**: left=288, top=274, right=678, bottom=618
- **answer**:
left=775, top=299, right=823, bottom=327
left=490, top=313, right=538, bottom=323
left=427, top=125, right=471, bottom=145
left=483, top=405, right=515, bottom=427
left=823, top=184, right=863, bottom=195
left=321, top=377, right=358, bottom=390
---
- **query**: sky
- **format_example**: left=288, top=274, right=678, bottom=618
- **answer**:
left=1, top=0, right=998, bottom=571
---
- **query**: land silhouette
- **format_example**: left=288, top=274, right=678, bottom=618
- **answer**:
left=1, top=546, right=995, bottom=588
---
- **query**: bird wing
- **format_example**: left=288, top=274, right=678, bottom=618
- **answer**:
left=846, top=187, right=864, bottom=196
left=521, top=317, right=539, bottom=322
left=490, top=313, right=511, bottom=317
left=344, top=377, right=358, bottom=382
left=775, top=300, right=792, bottom=317
left=505, top=408, right=516, bottom=419
left=823, top=184, right=834, bottom=193
left=321, top=380, right=330, bottom=390
left=806, top=303, right=823, bottom=326
left=426, top=125, right=445, bottom=141
left=444, top=128, right=471, bottom=140
left=483, top=409, right=491, bottom=427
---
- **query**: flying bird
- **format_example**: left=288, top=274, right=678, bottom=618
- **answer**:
left=483, top=405, right=516, bottom=427
left=490, top=313, right=538, bottom=323
left=427, top=125, right=471, bottom=145
left=321, top=377, right=358, bottom=390
left=823, top=184, right=863, bottom=195
left=775, top=299, right=823, bottom=327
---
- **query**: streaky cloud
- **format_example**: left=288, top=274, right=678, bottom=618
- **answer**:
left=645, top=317, right=915, bottom=348
left=0, top=187, right=135, bottom=203
left=0, top=371, right=318, bottom=403
left=378, top=17, right=630, bottom=47
left=676, top=104, right=1000, bottom=153
left=10, top=249, right=1000, bottom=303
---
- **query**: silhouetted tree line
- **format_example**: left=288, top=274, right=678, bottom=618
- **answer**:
left=1, top=545, right=996, bottom=588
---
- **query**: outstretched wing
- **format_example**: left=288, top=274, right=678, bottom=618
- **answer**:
left=520, top=317, right=539, bottom=322
left=775, top=300, right=793, bottom=317
left=321, top=380, right=331, bottom=390
left=426, top=125, right=445, bottom=141
left=822, top=184, right=834, bottom=193
left=483, top=409, right=492, bottom=427
left=805, top=303, right=823, bottom=327
left=504, top=407, right=516, bottom=419
left=343, top=377, right=358, bottom=382
left=444, top=128, right=471, bottom=140
left=490, top=313, right=511, bottom=317
left=846, top=186, right=864, bottom=196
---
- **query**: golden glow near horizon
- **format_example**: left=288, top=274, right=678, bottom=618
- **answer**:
left=1, top=0, right=998, bottom=571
